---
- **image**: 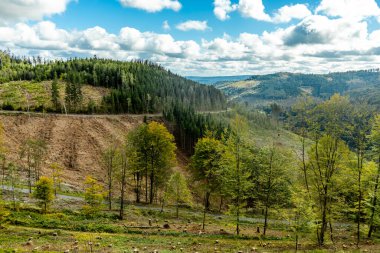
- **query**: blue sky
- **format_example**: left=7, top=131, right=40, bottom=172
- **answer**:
left=0, top=0, right=380, bottom=76
left=50, top=0, right=313, bottom=41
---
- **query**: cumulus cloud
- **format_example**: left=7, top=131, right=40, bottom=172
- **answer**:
left=283, top=15, right=368, bottom=47
left=273, top=4, right=311, bottom=23
left=0, top=0, right=72, bottom=24
left=119, top=0, right=181, bottom=13
left=213, top=0, right=238, bottom=21
left=1, top=13, right=380, bottom=76
left=238, top=0, right=271, bottom=22
left=162, top=20, right=171, bottom=31
left=316, top=0, right=380, bottom=21
left=176, top=20, right=210, bottom=31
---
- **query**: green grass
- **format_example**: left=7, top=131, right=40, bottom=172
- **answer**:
left=0, top=198, right=377, bottom=253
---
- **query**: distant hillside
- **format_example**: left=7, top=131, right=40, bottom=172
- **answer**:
left=0, top=51, right=226, bottom=113
left=219, top=70, right=380, bottom=107
left=187, top=75, right=251, bottom=85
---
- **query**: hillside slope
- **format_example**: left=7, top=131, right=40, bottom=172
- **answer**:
left=219, top=70, right=380, bottom=106
left=1, top=113, right=147, bottom=190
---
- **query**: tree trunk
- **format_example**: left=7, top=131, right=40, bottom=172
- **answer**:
left=202, top=191, right=207, bottom=230
left=149, top=170, right=154, bottom=204
left=357, top=147, right=363, bottom=246
left=301, top=136, right=310, bottom=193
left=368, top=153, right=380, bottom=238
left=263, top=203, right=269, bottom=236
left=320, top=190, right=328, bottom=246
left=135, top=172, right=141, bottom=203
left=145, top=159, right=148, bottom=203
left=205, top=191, right=210, bottom=210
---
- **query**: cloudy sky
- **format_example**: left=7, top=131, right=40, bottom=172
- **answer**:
left=1, top=0, right=380, bottom=76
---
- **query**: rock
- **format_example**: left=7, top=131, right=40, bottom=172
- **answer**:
left=215, top=240, right=219, bottom=244
left=163, top=223, right=170, bottom=229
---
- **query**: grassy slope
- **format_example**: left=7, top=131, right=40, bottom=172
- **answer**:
left=0, top=81, right=109, bottom=110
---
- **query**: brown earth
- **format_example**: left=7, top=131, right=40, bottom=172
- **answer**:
left=0, top=113, right=153, bottom=189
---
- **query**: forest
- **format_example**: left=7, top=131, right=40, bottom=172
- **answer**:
left=2, top=50, right=380, bottom=252
left=0, top=50, right=226, bottom=114
left=216, top=70, right=380, bottom=107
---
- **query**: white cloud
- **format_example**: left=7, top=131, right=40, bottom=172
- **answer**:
left=176, top=20, right=210, bottom=31
left=316, top=0, right=380, bottom=21
left=238, top=0, right=271, bottom=22
left=0, top=0, right=72, bottom=24
left=213, top=0, right=238, bottom=21
left=119, top=0, right=181, bottom=13
left=1, top=14, right=380, bottom=76
left=163, top=20, right=170, bottom=31
left=273, top=4, right=311, bottom=23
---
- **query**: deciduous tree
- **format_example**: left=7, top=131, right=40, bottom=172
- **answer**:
left=33, top=176, right=55, bottom=213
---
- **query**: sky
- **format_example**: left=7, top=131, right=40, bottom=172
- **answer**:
left=0, top=0, right=380, bottom=76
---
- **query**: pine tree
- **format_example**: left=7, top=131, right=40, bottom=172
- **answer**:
left=51, top=73, right=60, bottom=111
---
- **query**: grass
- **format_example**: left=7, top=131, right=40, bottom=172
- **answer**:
left=1, top=193, right=379, bottom=253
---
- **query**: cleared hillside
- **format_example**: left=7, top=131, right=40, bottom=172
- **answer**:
left=1, top=113, right=146, bottom=190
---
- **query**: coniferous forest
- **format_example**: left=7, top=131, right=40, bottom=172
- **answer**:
left=0, top=50, right=226, bottom=114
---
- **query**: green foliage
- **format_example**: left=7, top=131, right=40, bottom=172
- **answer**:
left=308, top=135, right=350, bottom=245
left=191, top=136, right=226, bottom=197
left=51, top=74, right=60, bottom=111
left=65, top=72, right=83, bottom=112
left=163, top=103, right=229, bottom=154
left=0, top=51, right=226, bottom=114
left=50, top=162, right=63, bottom=196
left=128, top=122, right=176, bottom=204
left=165, top=172, right=192, bottom=218
left=33, top=176, right=55, bottom=213
left=0, top=201, right=9, bottom=228
left=83, top=176, right=104, bottom=216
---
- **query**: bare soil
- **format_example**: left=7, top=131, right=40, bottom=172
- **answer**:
left=0, top=113, right=147, bottom=189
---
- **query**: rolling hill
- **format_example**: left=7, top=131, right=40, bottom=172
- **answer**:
left=211, top=70, right=380, bottom=107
